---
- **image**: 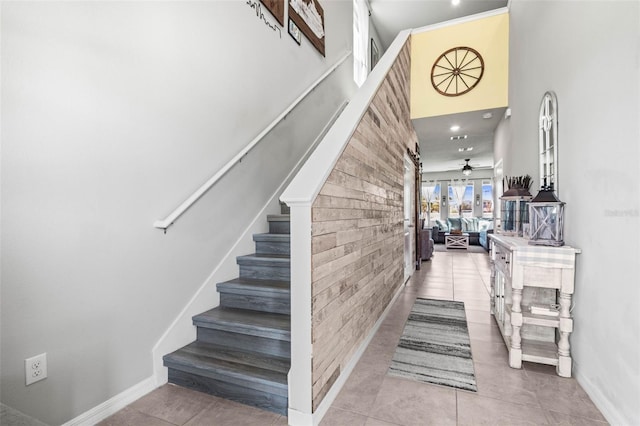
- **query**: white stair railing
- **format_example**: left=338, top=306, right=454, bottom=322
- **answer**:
left=281, top=29, right=412, bottom=425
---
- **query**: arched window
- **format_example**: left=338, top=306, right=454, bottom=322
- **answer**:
left=539, top=92, right=558, bottom=194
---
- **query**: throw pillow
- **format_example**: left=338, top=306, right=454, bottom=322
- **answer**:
left=448, top=217, right=462, bottom=231
left=435, top=219, right=448, bottom=231
left=478, top=219, right=494, bottom=231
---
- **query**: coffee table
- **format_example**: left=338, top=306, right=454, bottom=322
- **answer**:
left=445, top=233, right=469, bottom=249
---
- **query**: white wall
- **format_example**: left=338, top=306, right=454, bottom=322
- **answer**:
left=493, top=111, right=510, bottom=176
left=507, top=1, right=639, bottom=423
left=0, top=1, right=354, bottom=424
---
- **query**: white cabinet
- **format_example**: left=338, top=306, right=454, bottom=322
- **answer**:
left=488, top=234, right=580, bottom=377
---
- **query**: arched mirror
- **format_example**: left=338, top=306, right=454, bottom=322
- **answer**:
left=539, top=91, right=558, bottom=195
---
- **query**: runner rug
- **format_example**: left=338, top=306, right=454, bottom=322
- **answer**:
left=388, top=298, right=477, bottom=392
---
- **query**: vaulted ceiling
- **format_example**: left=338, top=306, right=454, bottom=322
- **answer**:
left=368, top=0, right=509, bottom=174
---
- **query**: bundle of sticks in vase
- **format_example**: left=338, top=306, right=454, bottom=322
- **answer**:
left=503, top=175, right=533, bottom=196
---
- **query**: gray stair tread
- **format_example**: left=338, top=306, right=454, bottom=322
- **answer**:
left=267, top=215, right=290, bottom=222
left=253, top=233, right=290, bottom=242
left=164, top=342, right=288, bottom=389
left=218, top=278, right=290, bottom=294
left=237, top=254, right=290, bottom=265
left=194, top=308, right=291, bottom=340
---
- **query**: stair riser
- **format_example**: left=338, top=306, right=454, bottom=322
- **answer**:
left=197, top=328, right=290, bottom=359
left=220, top=293, right=290, bottom=315
left=268, top=221, right=290, bottom=234
left=168, top=369, right=287, bottom=416
left=255, top=240, right=290, bottom=255
left=239, top=264, right=290, bottom=281
left=164, top=358, right=286, bottom=397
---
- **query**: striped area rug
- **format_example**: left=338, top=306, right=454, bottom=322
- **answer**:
left=388, top=298, right=477, bottom=392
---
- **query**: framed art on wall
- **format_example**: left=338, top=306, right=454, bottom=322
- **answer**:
left=260, top=0, right=285, bottom=26
left=288, top=18, right=301, bottom=45
left=288, top=0, right=325, bottom=56
left=371, top=38, right=379, bottom=70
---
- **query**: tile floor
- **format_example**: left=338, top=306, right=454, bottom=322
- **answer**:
left=100, top=249, right=608, bottom=426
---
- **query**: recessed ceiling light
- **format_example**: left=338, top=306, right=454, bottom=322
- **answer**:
left=452, top=0, right=460, bottom=6
left=482, top=112, right=493, bottom=119
left=450, top=135, right=467, bottom=141
left=458, top=147, right=474, bottom=152
left=450, top=125, right=460, bottom=132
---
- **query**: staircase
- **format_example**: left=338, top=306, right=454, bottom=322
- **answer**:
left=163, top=208, right=291, bottom=415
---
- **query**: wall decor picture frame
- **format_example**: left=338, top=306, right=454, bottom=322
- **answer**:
left=260, top=0, right=285, bottom=26
left=371, top=38, right=379, bottom=70
left=288, top=18, right=302, bottom=45
left=288, top=0, right=325, bottom=56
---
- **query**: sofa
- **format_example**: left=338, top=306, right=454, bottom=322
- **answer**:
left=479, top=228, right=493, bottom=251
left=431, top=217, right=494, bottom=250
left=420, top=228, right=434, bottom=260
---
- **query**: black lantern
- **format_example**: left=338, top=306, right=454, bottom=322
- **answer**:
left=528, top=183, right=565, bottom=246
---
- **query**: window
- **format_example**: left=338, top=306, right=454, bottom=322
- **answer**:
left=482, top=180, right=494, bottom=218
left=353, top=0, right=369, bottom=87
left=422, top=183, right=441, bottom=225
left=449, top=181, right=474, bottom=218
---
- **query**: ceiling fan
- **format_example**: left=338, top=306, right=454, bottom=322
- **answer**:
left=455, top=158, right=492, bottom=175
left=462, top=159, right=473, bottom=176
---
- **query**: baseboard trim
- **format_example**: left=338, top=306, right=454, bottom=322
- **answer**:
left=573, top=362, right=623, bottom=425
left=300, top=282, right=406, bottom=426
left=61, top=376, right=158, bottom=426
left=287, top=408, right=313, bottom=425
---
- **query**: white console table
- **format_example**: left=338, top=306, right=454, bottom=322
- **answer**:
left=488, top=234, right=580, bottom=377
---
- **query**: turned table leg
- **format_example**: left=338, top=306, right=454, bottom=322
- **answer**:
left=557, top=291, right=573, bottom=377
left=490, top=267, right=496, bottom=315
left=509, top=287, right=523, bottom=369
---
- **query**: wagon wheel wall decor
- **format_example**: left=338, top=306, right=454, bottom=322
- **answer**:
left=431, top=46, right=485, bottom=97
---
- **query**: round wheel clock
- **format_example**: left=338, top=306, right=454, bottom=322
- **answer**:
left=431, top=46, right=484, bottom=97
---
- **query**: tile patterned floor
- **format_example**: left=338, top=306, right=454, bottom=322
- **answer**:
left=100, top=249, right=608, bottom=426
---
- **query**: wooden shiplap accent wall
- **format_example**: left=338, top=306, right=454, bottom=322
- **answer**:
left=310, top=41, right=417, bottom=409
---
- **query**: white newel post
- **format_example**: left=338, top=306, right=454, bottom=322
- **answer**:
left=285, top=202, right=314, bottom=425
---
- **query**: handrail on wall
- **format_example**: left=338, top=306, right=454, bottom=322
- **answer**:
left=153, top=51, right=352, bottom=232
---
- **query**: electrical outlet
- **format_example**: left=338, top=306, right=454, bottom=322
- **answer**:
left=25, top=353, right=47, bottom=386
